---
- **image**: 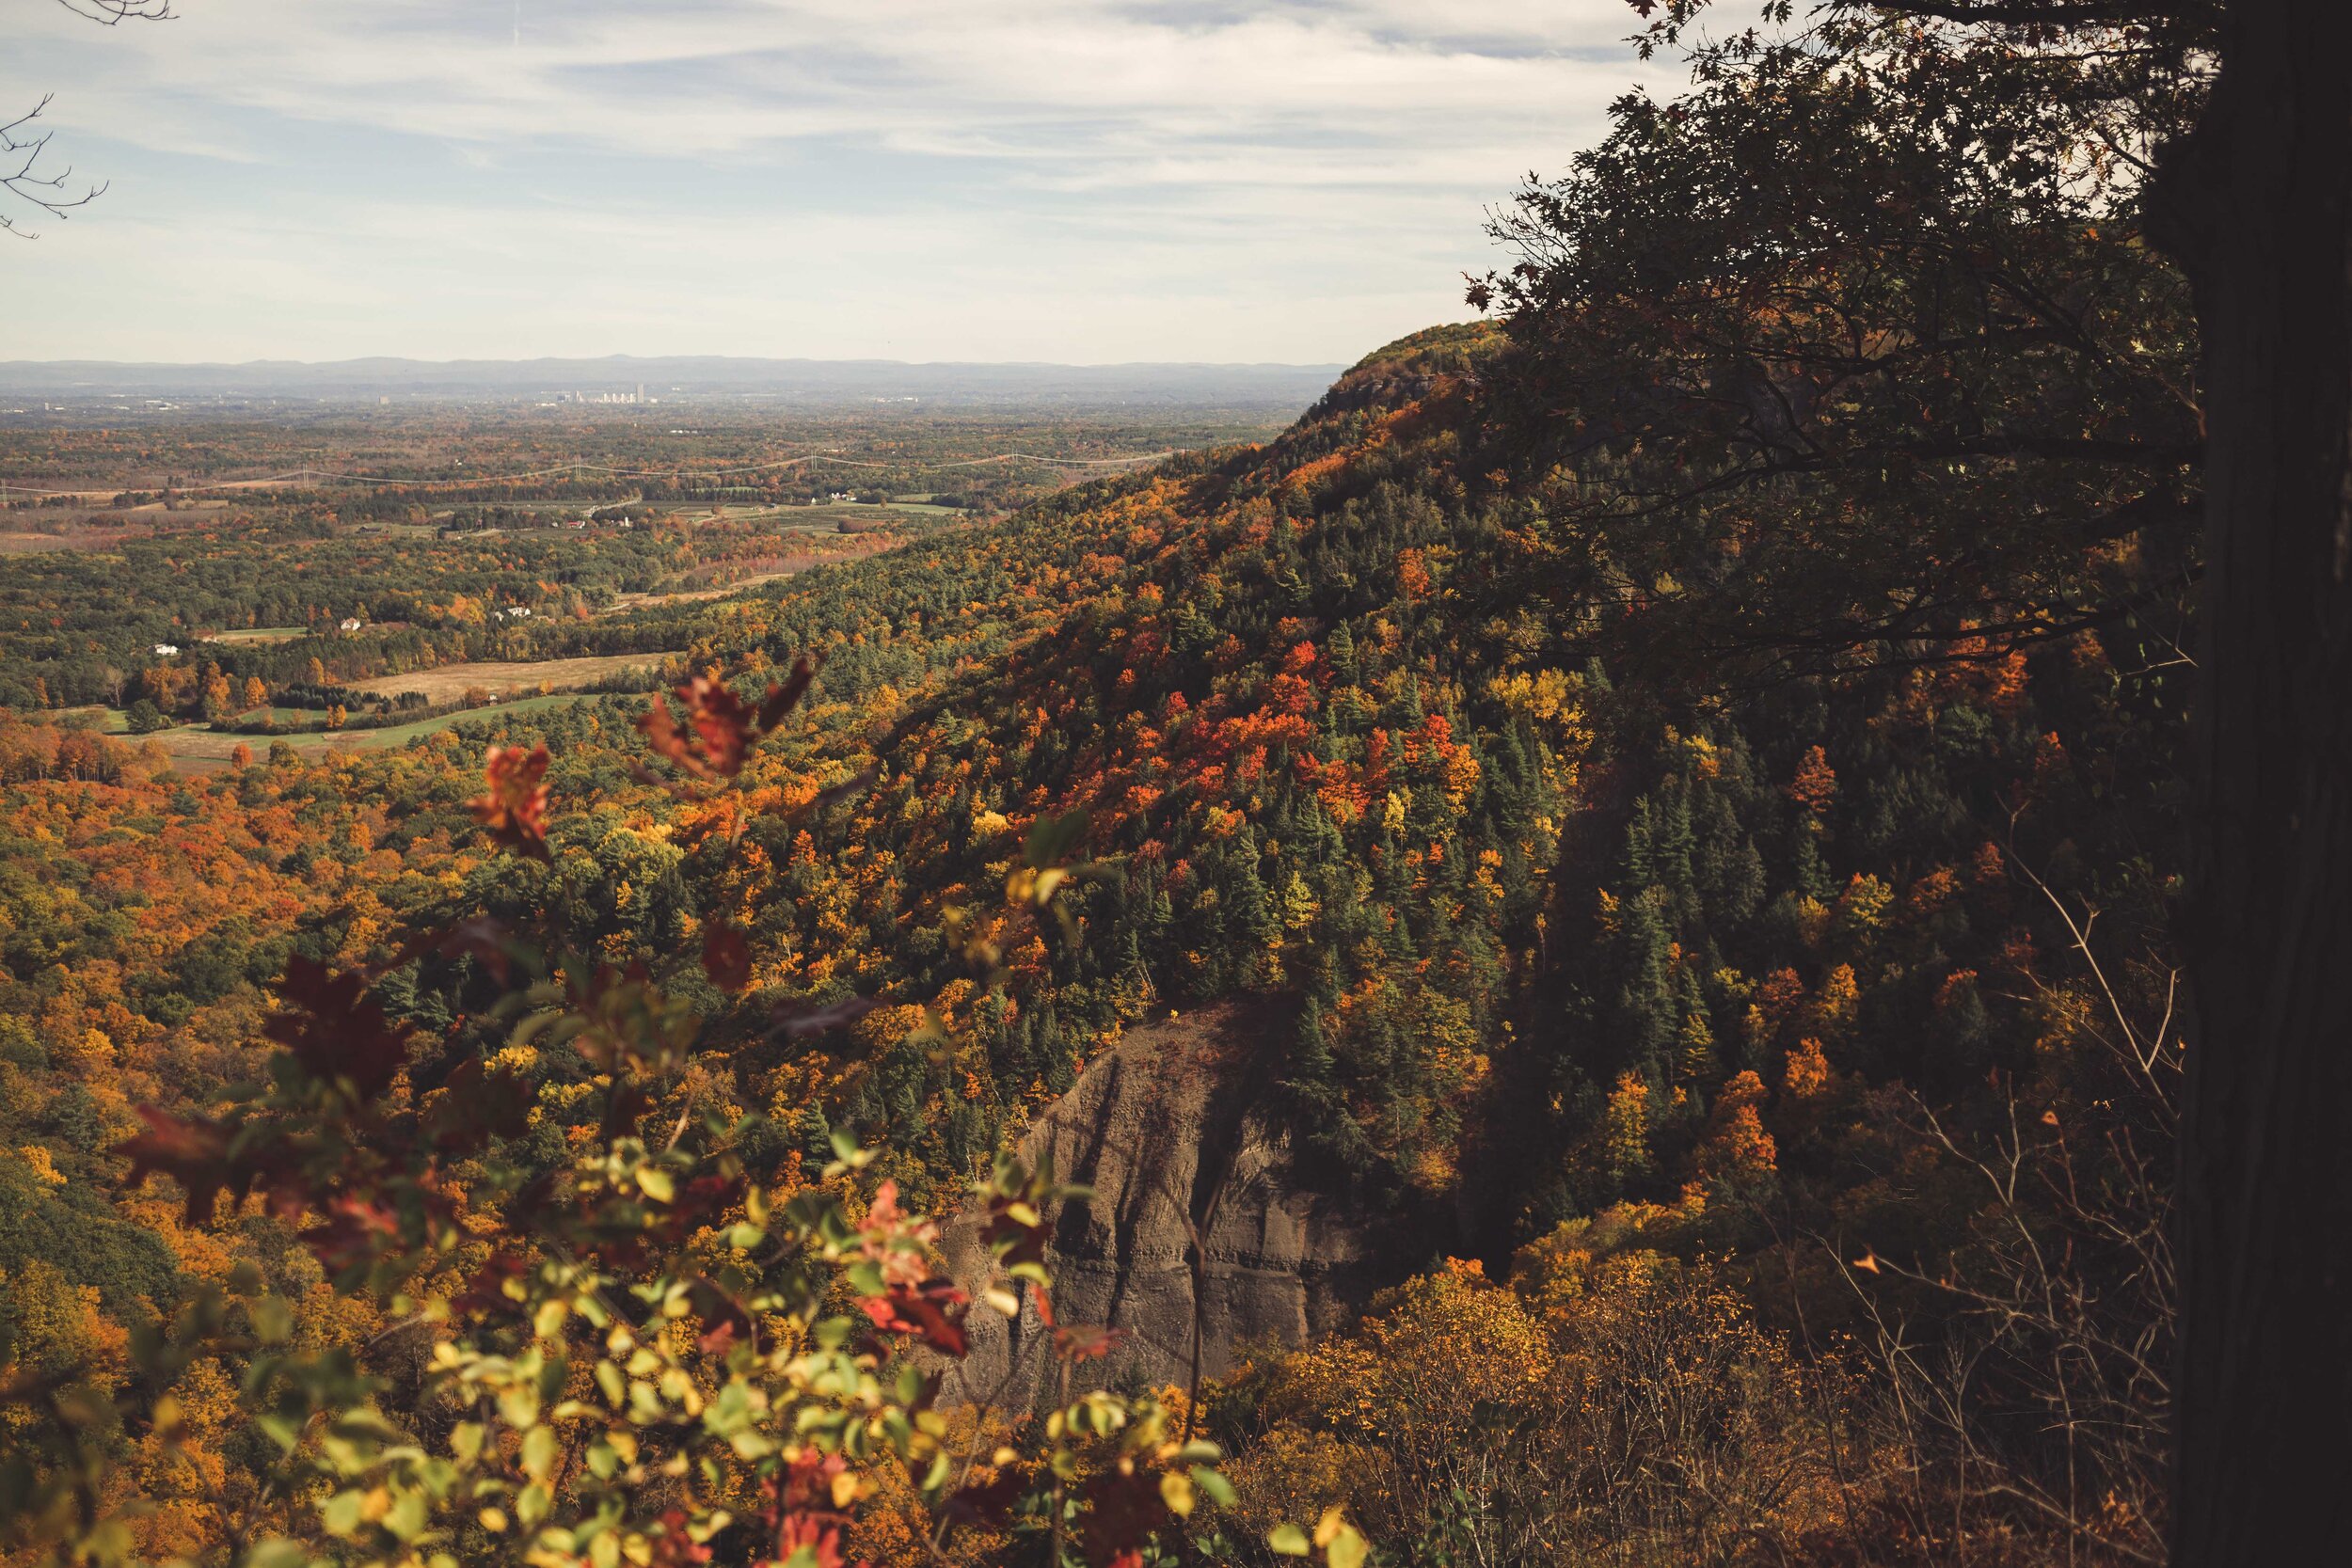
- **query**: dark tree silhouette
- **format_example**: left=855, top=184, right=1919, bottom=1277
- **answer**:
left=3, top=0, right=176, bottom=237
left=1490, top=0, right=2350, bottom=1556
left=2148, top=0, right=2352, bottom=1558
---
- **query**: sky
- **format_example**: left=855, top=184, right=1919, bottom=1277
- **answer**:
left=3, top=0, right=1690, bottom=365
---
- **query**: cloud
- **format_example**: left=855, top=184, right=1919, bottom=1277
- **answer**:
left=1, top=0, right=1687, bottom=361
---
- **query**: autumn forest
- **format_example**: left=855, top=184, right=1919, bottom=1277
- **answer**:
left=5, top=0, right=2348, bottom=1565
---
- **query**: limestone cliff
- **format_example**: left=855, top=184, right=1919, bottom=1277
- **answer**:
left=939, top=1002, right=1416, bottom=1408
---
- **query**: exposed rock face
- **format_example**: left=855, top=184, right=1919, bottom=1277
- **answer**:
left=940, top=1003, right=1410, bottom=1408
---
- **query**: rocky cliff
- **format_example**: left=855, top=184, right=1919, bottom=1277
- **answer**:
left=939, top=1003, right=1417, bottom=1408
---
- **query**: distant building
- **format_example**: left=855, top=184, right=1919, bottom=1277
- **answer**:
left=340, top=617, right=364, bottom=632
left=151, top=643, right=179, bottom=657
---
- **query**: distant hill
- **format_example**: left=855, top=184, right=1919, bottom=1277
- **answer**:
left=0, top=354, right=1345, bottom=408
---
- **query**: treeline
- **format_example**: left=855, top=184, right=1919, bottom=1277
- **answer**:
left=0, top=512, right=896, bottom=708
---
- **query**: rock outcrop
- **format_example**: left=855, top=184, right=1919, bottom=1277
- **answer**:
left=939, top=1003, right=1410, bottom=1408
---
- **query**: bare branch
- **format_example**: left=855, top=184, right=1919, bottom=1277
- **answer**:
left=0, top=96, right=107, bottom=239
left=7, top=0, right=177, bottom=235
left=53, top=0, right=175, bottom=23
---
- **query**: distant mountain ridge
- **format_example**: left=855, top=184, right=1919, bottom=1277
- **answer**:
left=0, top=354, right=1346, bottom=406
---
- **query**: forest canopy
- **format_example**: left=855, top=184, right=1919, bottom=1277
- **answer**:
left=0, top=2, right=2269, bottom=1565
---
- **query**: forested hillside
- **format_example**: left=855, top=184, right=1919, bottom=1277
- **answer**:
left=0, top=5, right=2206, bottom=1567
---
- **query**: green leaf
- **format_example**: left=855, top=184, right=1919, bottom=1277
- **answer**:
left=521, top=1424, right=559, bottom=1481
left=386, top=1487, right=428, bottom=1543
left=1192, top=1465, right=1237, bottom=1509
left=636, top=1166, right=675, bottom=1204
left=1022, top=807, right=1089, bottom=869
left=1268, top=1523, right=1311, bottom=1557
left=451, top=1420, right=485, bottom=1463
left=320, top=1489, right=364, bottom=1538
left=251, top=1295, right=294, bottom=1344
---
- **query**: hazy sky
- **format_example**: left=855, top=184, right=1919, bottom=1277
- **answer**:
left=5, top=1, right=1686, bottom=364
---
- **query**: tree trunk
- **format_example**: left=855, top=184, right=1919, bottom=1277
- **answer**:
left=2161, top=0, right=2352, bottom=1560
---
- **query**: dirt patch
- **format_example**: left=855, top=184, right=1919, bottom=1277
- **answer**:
left=351, top=653, right=678, bottom=703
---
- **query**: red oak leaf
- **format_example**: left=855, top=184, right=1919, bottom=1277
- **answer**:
left=857, top=1276, right=972, bottom=1358
left=755, top=656, right=818, bottom=733
left=1054, top=1323, right=1124, bottom=1366
left=702, top=922, right=753, bottom=991
left=267, top=955, right=415, bottom=1101
left=111, top=1105, right=239, bottom=1224
left=424, top=1056, right=532, bottom=1152
left=300, top=1196, right=404, bottom=1276
left=469, top=743, right=552, bottom=856
left=1080, top=1468, right=1168, bottom=1568
left=640, top=675, right=759, bottom=780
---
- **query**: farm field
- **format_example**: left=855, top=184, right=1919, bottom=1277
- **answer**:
left=202, top=626, right=308, bottom=643
left=351, top=652, right=679, bottom=702
left=135, top=692, right=610, bottom=772
left=600, top=570, right=794, bottom=614
left=0, top=531, right=75, bottom=554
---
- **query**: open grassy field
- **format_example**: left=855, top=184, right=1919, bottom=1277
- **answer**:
left=351, top=652, right=678, bottom=703
left=202, top=626, right=309, bottom=644
left=602, top=571, right=794, bottom=614
left=130, top=692, right=612, bottom=774
left=57, top=705, right=132, bottom=734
